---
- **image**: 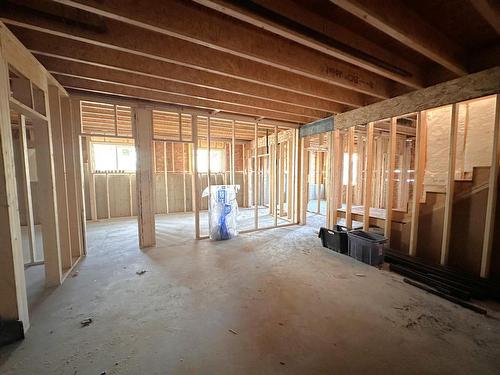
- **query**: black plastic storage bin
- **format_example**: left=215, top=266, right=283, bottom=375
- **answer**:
left=347, top=230, right=387, bottom=266
left=318, top=226, right=348, bottom=254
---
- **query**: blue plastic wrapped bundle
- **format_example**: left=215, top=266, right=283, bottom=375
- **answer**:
left=202, top=185, right=240, bottom=240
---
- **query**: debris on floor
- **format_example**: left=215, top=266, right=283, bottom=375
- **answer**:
left=136, top=270, right=147, bottom=275
left=80, top=318, right=93, bottom=327
left=71, top=271, right=79, bottom=277
left=355, top=273, right=366, bottom=277
left=228, top=329, right=238, bottom=335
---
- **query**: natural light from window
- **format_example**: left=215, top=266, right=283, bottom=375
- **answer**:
left=93, top=143, right=136, bottom=172
left=197, top=148, right=225, bottom=173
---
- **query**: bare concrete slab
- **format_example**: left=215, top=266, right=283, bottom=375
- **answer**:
left=1, top=216, right=500, bottom=375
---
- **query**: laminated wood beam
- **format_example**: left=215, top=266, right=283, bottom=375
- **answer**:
left=135, top=107, right=155, bottom=248
left=334, top=67, right=500, bottom=129
left=384, top=118, right=397, bottom=242
left=51, top=0, right=394, bottom=98
left=441, top=104, right=459, bottom=265
left=363, top=123, right=374, bottom=230
left=330, top=0, right=467, bottom=75
left=0, top=46, right=29, bottom=329
left=481, top=94, right=500, bottom=278
left=194, top=0, right=423, bottom=89
left=1, top=17, right=369, bottom=108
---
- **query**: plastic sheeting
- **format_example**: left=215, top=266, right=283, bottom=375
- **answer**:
left=202, top=185, right=240, bottom=240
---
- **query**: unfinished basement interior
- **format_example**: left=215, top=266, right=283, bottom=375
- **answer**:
left=0, top=0, right=500, bottom=374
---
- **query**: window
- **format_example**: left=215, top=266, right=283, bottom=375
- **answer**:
left=342, top=152, right=358, bottom=185
left=197, top=148, right=225, bottom=173
left=93, top=143, right=136, bottom=172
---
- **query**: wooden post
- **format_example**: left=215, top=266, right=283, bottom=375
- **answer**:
left=207, top=117, right=212, bottom=200
left=274, top=125, right=278, bottom=227
left=293, top=129, right=300, bottom=224
left=409, top=112, right=426, bottom=256
left=326, top=132, right=333, bottom=228
left=231, top=120, right=235, bottom=185
left=60, top=97, right=83, bottom=260
left=86, top=137, right=97, bottom=221
left=440, top=104, right=459, bottom=265
left=299, top=137, right=309, bottom=225
left=48, top=85, right=72, bottom=270
left=183, top=143, right=187, bottom=212
left=385, top=118, right=397, bottom=242
left=316, top=150, right=321, bottom=214
left=71, top=99, right=87, bottom=254
left=346, top=128, right=355, bottom=228
left=34, top=115, right=62, bottom=286
left=331, top=130, right=342, bottom=228
left=363, top=123, right=374, bottom=230
left=18, top=115, right=36, bottom=264
left=480, top=94, right=500, bottom=278
left=0, top=51, right=29, bottom=329
left=191, top=116, right=200, bottom=239
left=254, top=123, right=258, bottom=229
left=163, top=142, right=169, bottom=213
left=135, top=107, right=155, bottom=248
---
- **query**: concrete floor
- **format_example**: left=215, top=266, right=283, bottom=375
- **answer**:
left=2, top=215, right=500, bottom=374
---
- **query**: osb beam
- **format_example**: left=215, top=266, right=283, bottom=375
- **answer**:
left=0, top=14, right=370, bottom=108
left=193, top=0, right=423, bottom=89
left=52, top=0, right=396, bottom=98
left=37, top=54, right=327, bottom=121
left=334, top=67, right=500, bottom=129
left=330, top=0, right=467, bottom=76
left=56, top=75, right=308, bottom=124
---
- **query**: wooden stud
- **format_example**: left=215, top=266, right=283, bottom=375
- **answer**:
left=105, top=171, right=111, bottom=219
left=18, top=115, right=36, bottom=264
left=135, top=107, right=156, bottom=248
left=0, top=49, right=29, bottom=329
left=440, top=104, right=459, bottom=265
left=331, top=130, right=342, bottom=228
left=480, top=94, right=500, bottom=278
left=287, top=138, right=293, bottom=220
left=191, top=115, right=200, bottom=239
left=346, top=127, right=354, bottom=228
left=86, top=137, right=97, bottom=220
left=60, top=97, right=83, bottom=260
left=274, top=124, right=278, bottom=227
left=254, top=123, right=258, bottom=229
left=363, top=123, right=374, bottom=230
left=163, top=142, right=169, bottom=214
left=293, top=129, right=300, bottom=224
left=182, top=143, right=187, bottom=212
left=48, top=85, right=72, bottom=270
left=409, top=112, right=425, bottom=256
left=231, top=120, right=235, bottom=185
left=299, top=137, right=309, bottom=225
left=384, top=118, right=397, bottom=242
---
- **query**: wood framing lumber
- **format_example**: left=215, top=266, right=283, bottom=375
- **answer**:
left=1, top=16, right=370, bottom=107
left=60, top=96, right=83, bottom=259
left=191, top=115, right=201, bottom=239
left=34, top=115, right=63, bottom=287
left=299, top=137, right=308, bottom=225
left=274, top=125, right=278, bottom=226
left=334, top=67, right=500, bottom=129
left=0, top=45, right=29, bottom=330
left=440, top=104, right=459, bottom=265
left=409, top=112, right=425, bottom=256
left=363, top=123, right=374, bottom=230
left=193, top=0, right=423, bottom=89
left=254, top=122, right=258, bottom=229
left=18, top=114, right=36, bottom=264
left=470, top=0, right=500, bottom=35
left=50, top=0, right=394, bottom=98
left=330, top=0, right=467, bottom=75
left=331, top=130, right=342, bottom=228
left=299, top=117, right=334, bottom=138
left=48, top=85, right=72, bottom=270
left=384, top=118, right=397, bottom=242
left=480, top=94, right=500, bottom=278
left=346, top=127, right=354, bottom=228
left=135, top=107, right=156, bottom=248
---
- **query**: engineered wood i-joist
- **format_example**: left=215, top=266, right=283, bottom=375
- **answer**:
left=0, top=44, right=29, bottom=329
